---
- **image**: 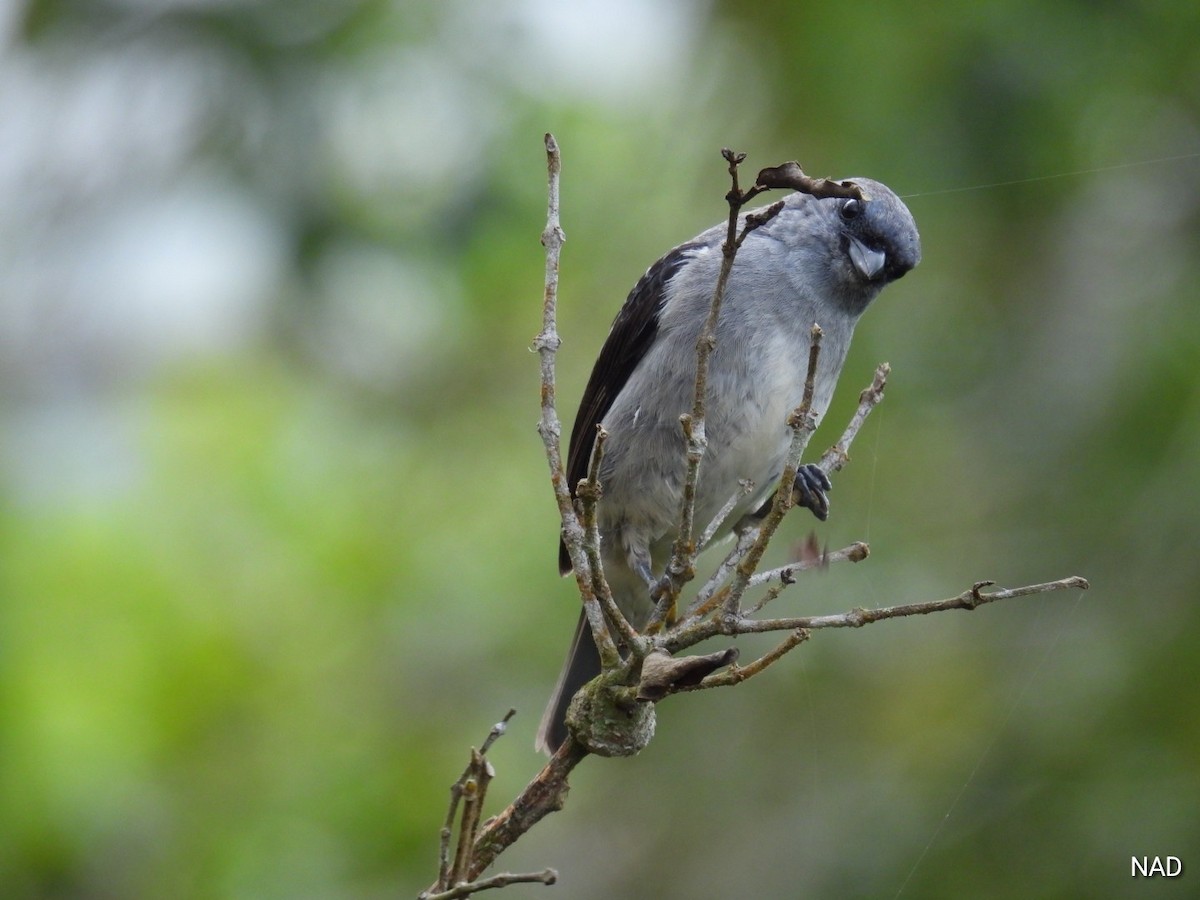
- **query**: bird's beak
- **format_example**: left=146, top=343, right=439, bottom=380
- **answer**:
left=847, top=234, right=886, bottom=280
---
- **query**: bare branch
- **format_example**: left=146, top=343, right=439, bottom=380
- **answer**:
left=450, top=749, right=493, bottom=885
left=719, top=324, right=824, bottom=618
left=532, top=134, right=567, bottom=490
left=468, top=739, right=589, bottom=879
left=428, top=138, right=1092, bottom=893
left=478, top=709, right=516, bottom=755
left=737, top=541, right=871, bottom=621
left=427, top=711, right=524, bottom=898
left=636, top=647, right=740, bottom=701
left=752, top=161, right=868, bottom=202
left=531, top=134, right=578, bottom=564
left=818, top=363, right=890, bottom=474
left=421, top=869, right=558, bottom=900
left=576, top=426, right=639, bottom=660
left=676, top=629, right=810, bottom=692
left=436, top=711, right=516, bottom=888
left=684, top=527, right=757, bottom=618
left=736, top=577, right=1091, bottom=635
left=743, top=580, right=795, bottom=621
left=698, top=478, right=756, bottom=552
left=532, top=133, right=619, bottom=665
left=747, top=541, right=871, bottom=590
left=650, top=148, right=764, bottom=631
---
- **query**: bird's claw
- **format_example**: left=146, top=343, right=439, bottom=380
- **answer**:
left=792, top=463, right=831, bottom=521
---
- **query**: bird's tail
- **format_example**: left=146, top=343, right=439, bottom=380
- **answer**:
left=535, top=610, right=601, bottom=755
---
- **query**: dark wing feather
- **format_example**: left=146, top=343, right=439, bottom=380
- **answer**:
left=558, top=241, right=704, bottom=574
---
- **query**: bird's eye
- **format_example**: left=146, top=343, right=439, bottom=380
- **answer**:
left=840, top=199, right=862, bottom=221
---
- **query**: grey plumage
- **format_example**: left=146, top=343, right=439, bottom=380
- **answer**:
left=537, top=177, right=920, bottom=754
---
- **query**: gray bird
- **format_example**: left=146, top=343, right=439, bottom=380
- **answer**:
left=537, top=177, right=920, bottom=754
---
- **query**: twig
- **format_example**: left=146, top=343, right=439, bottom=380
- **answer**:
left=532, top=134, right=568, bottom=518
left=478, top=710, right=516, bottom=755
left=698, top=478, right=756, bottom=551
left=421, top=870, right=558, bottom=900
left=683, top=528, right=757, bottom=619
left=427, top=711, right=523, bottom=898
left=741, top=580, right=793, bottom=621
left=673, top=629, right=810, bottom=692
left=532, top=133, right=618, bottom=664
left=718, top=325, right=824, bottom=618
left=468, top=738, right=589, bottom=879
left=650, top=149, right=786, bottom=632
left=818, top=363, right=890, bottom=474
left=449, top=748, right=493, bottom=885
left=436, top=711, right=516, bottom=888
left=679, top=355, right=886, bottom=636
left=577, top=427, right=641, bottom=654
left=688, top=540, right=869, bottom=623
left=752, top=162, right=867, bottom=202
left=747, top=541, right=871, bottom=589
left=736, top=577, right=1091, bottom=634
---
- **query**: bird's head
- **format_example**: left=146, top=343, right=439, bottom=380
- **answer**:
left=831, top=176, right=921, bottom=288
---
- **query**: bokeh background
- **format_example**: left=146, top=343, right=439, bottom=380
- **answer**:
left=1, top=0, right=1198, bottom=897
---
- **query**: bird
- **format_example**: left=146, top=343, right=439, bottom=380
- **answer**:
left=536, top=177, right=921, bottom=754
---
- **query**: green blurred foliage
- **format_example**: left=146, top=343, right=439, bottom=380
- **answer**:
left=0, top=0, right=1197, bottom=897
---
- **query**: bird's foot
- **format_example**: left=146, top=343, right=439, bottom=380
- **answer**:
left=792, top=464, right=831, bottom=521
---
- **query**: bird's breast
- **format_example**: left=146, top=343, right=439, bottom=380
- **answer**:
left=695, top=333, right=804, bottom=516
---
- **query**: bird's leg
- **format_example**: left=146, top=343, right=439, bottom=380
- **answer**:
left=623, top=544, right=680, bottom=633
left=636, top=555, right=684, bottom=628
left=619, top=536, right=655, bottom=594
left=615, top=539, right=661, bottom=635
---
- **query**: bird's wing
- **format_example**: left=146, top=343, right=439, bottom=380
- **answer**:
left=558, top=240, right=705, bottom=575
